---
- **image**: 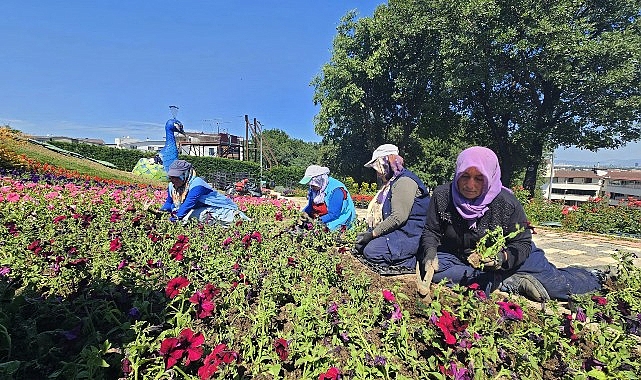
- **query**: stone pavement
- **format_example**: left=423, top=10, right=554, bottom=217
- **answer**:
left=531, top=227, right=641, bottom=269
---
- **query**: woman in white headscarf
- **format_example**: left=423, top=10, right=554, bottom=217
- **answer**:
left=299, top=165, right=356, bottom=231
left=355, top=144, right=431, bottom=276
left=159, top=160, right=249, bottom=226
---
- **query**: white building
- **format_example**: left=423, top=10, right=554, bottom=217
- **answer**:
left=543, top=166, right=641, bottom=205
left=115, top=132, right=245, bottom=160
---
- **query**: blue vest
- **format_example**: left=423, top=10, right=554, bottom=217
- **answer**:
left=381, top=170, right=430, bottom=260
left=306, top=177, right=356, bottom=231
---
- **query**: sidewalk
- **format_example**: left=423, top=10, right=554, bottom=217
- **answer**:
left=531, top=226, right=641, bottom=269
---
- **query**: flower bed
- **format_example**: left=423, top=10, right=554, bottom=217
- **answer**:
left=0, top=169, right=640, bottom=379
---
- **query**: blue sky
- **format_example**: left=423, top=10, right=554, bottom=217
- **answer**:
left=1, top=1, right=638, bottom=163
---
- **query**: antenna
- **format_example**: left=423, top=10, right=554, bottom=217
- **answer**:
left=169, top=105, right=179, bottom=118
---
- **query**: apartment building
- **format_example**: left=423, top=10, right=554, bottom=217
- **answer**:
left=543, top=167, right=641, bottom=205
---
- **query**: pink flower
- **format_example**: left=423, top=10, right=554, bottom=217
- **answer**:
left=391, top=304, right=402, bottom=322
left=189, top=291, right=216, bottom=319
left=382, top=289, right=396, bottom=303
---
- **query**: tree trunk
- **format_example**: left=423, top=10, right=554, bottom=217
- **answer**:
left=523, top=141, right=544, bottom=198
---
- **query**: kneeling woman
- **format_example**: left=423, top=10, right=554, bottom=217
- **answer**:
left=160, top=160, right=249, bottom=226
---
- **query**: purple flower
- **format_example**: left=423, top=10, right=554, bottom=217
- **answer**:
left=339, top=331, right=350, bottom=342
left=373, top=355, right=387, bottom=366
left=576, top=307, right=587, bottom=323
left=0, top=267, right=10, bottom=276
left=391, top=304, right=402, bottom=322
left=128, top=307, right=141, bottom=320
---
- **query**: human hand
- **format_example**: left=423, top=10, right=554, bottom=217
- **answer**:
left=354, top=231, right=374, bottom=254
left=468, top=248, right=505, bottom=270
left=169, top=216, right=178, bottom=223
left=297, top=212, right=313, bottom=226
left=416, top=247, right=438, bottom=299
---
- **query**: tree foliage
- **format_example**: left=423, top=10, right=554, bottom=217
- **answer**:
left=313, top=0, right=641, bottom=191
left=260, top=129, right=322, bottom=169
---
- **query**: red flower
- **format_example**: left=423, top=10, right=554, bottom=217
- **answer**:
left=287, top=257, right=296, bottom=267
left=202, top=283, right=221, bottom=299
left=27, top=239, right=44, bottom=254
left=222, top=237, right=233, bottom=247
left=159, top=337, right=182, bottom=369
left=53, top=215, right=67, bottom=224
left=109, top=237, right=122, bottom=252
left=335, top=263, right=343, bottom=276
left=591, top=295, right=607, bottom=306
left=251, top=231, right=262, bottom=242
left=563, top=314, right=579, bottom=342
left=275, top=211, right=283, bottom=221
left=169, top=236, right=189, bottom=261
left=159, top=328, right=204, bottom=369
left=273, top=338, right=289, bottom=361
left=179, top=328, right=204, bottom=366
left=165, top=277, right=190, bottom=298
left=434, top=310, right=468, bottom=346
left=319, top=366, right=341, bottom=380
left=198, top=352, right=219, bottom=380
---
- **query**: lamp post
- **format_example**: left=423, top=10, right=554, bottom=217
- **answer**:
left=547, top=152, right=554, bottom=200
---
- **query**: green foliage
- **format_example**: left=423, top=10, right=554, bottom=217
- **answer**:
left=260, top=129, right=322, bottom=168
left=314, top=0, right=641, bottom=188
left=48, top=141, right=150, bottom=172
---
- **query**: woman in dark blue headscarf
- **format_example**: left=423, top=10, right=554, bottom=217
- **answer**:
left=159, top=160, right=249, bottom=226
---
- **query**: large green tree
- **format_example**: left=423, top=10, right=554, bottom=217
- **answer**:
left=313, top=0, right=641, bottom=191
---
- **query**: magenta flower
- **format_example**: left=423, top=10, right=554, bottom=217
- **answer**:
left=391, top=304, right=402, bottom=322
left=497, top=301, right=523, bottom=321
left=189, top=291, right=216, bottom=319
left=275, top=211, right=283, bottom=221
left=165, top=276, right=190, bottom=298
left=576, top=307, right=587, bottom=322
left=382, top=289, right=396, bottom=303
left=222, top=237, right=233, bottom=247
left=563, top=314, right=578, bottom=342
left=117, top=259, right=128, bottom=270
left=159, top=328, right=204, bottom=369
left=53, top=215, right=67, bottom=224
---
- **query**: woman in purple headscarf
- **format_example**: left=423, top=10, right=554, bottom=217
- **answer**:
left=417, top=146, right=603, bottom=302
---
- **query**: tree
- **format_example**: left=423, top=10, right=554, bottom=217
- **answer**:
left=260, top=129, right=321, bottom=168
left=312, top=6, right=461, bottom=185
left=313, top=0, right=641, bottom=192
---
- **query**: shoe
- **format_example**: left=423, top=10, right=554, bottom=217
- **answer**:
left=591, top=267, right=615, bottom=285
left=500, top=273, right=550, bottom=302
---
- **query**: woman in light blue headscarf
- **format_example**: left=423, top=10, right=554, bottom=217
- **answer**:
left=159, top=160, right=249, bottom=226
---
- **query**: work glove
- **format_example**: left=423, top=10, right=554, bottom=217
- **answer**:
left=297, top=212, right=314, bottom=227
left=354, top=231, right=374, bottom=254
left=468, top=248, right=506, bottom=271
left=416, top=246, right=438, bottom=301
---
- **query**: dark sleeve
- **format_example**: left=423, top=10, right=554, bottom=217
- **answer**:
left=320, top=187, right=346, bottom=224
left=420, top=187, right=445, bottom=251
left=302, top=189, right=313, bottom=215
left=160, top=190, right=174, bottom=211
left=501, top=195, right=533, bottom=270
left=175, top=185, right=212, bottom=219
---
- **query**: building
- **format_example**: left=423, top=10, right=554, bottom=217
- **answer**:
left=543, top=165, right=641, bottom=206
left=115, top=132, right=246, bottom=160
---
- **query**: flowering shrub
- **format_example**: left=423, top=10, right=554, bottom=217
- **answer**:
left=0, top=166, right=640, bottom=378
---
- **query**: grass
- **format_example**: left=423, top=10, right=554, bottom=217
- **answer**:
left=1, top=127, right=165, bottom=186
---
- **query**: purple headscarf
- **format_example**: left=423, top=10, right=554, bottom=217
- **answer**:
left=451, top=146, right=508, bottom=222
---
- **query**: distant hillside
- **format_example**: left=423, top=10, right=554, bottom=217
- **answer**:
left=555, top=158, right=641, bottom=169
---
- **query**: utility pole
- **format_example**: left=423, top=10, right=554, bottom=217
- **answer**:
left=547, top=152, right=554, bottom=201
